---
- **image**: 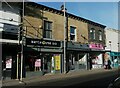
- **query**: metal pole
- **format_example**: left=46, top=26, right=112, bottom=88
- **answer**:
left=16, top=54, right=19, bottom=80
left=17, top=5, right=23, bottom=81
left=63, top=2, right=66, bottom=74
left=20, top=0, right=24, bottom=82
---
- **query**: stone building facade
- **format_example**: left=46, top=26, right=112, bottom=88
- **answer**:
left=1, top=1, right=106, bottom=79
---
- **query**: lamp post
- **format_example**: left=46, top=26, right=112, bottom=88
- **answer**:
left=109, top=41, right=112, bottom=67
left=63, top=2, right=66, bottom=74
left=16, top=25, right=21, bottom=80
left=19, top=0, right=24, bottom=82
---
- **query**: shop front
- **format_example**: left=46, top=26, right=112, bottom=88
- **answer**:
left=110, top=52, right=120, bottom=68
left=65, top=42, right=90, bottom=72
left=89, top=43, right=105, bottom=69
left=24, top=38, right=62, bottom=77
left=2, top=44, right=18, bottom=80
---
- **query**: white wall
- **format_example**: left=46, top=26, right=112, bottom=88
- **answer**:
left=105, top=28, right=119, bottom=52
left=0, top=3, right=21, bottom=33
left=0, top=23, right=3, bottom=31
left=0, top=11, right=21, bottom=25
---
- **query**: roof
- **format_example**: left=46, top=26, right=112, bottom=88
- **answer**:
left=25, top=1, right=106, bottom=29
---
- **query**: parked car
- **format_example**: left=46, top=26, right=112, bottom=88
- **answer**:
left=108, top=77, right=120, bottom=88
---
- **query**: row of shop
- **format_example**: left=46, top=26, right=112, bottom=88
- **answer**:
left=2, top=38, right=107, bottom=80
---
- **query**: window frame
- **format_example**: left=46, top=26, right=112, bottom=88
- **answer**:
left=90, top=28, right=95, bottom=40
left=43, top=20, right=52, bottom=39
left=98, top=30, right=102, bottom=41
left=70, top=26, right=76, bottom=42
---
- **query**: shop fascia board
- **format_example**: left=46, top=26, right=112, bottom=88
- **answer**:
left=30, top=47, right=63, bottom=53
left=63, top=41, right=89, bottom=48
left=110, top=52, right=120, bottom=56
left=67, top=48, right=90, bottom=51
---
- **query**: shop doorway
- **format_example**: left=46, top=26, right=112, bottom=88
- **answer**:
left=78, top=53, right=87, bottom=70
left=43, top=54, right=52, bottom=74
left=2, top=55, right=16, bottom=80
left=25, top=55, right=42, bottom=77
left=3, top=56, right=12, bottom=79
left=90, top=53, right=103, bottom=69
left=67, top=52, right=78, bottom=71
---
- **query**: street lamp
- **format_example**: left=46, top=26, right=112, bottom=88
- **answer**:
left=16, top=24, right=22, bottom=80
left=19, top=0, right=24, bottom=83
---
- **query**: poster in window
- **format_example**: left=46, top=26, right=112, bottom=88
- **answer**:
left=6, top=56, right=12, bottom=69
left=35, top=59, right=41, bottom=67
left=54, top=55, right=61, bottom=70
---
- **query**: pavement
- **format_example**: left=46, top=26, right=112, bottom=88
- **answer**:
left=2, top=67, right=120, bottom=87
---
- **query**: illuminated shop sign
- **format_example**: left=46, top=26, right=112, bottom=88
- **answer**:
left=89, top=44, right=104, bottom=49
left=26, top=38, right=61, bottom=47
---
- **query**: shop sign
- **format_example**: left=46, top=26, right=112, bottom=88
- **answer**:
left=6, top=56, right=12, bottom=69
left=35, top=59, right=41, bottom=67
left=89, top=44, right=104, bottom=49
left=110, top=52, right=120, bottom=56
left=26, top=38, right=61, bottom=47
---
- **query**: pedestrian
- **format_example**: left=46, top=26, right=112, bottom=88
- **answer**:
left=89, top=57, right=92, bottom=70
left=104, top=60, right=108, bottom=69
left=108, top=59, right=112, bottom=69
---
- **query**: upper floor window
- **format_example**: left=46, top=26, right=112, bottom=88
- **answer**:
left=90, top=28, right=95, bottom=40
left=70, top=26, right=76, bottom=41
left=43, top=21, right=52, bottom=39
left=98, top=30, right=102, bottom=41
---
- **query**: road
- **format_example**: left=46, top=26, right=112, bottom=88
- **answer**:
left=66, top=72, right=118, bottom=88
left=2, top=69, right=120, bottom=88
left=25, top=69, right=119, bottom=88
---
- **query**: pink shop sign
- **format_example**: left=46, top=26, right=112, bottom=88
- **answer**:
left=89, top=44, right=104, bottom=49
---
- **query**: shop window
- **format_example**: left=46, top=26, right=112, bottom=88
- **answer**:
left=90, top=28, right=95, bottom=40
left=70, top=26, right=76, bottom=41
left=25, top=57, right=41, bottom=72
left=78, top=54, right=86, bottom=65
left=43, top=21, right=52, bottom=39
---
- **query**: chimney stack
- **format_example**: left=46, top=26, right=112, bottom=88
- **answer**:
left=61, top=4, right=67, bottom=12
